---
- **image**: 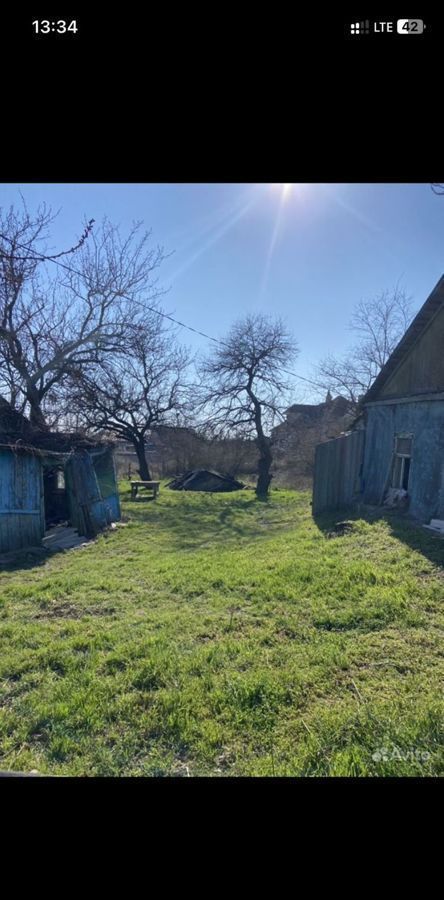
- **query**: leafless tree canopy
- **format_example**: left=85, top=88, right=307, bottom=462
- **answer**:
left=70, top=315, right=191, bottom=480
left=314, top=287, right=413, bottom=407
left=0, top=201, right=166, bottom=429
left=199, top=313, right=299, bottom=498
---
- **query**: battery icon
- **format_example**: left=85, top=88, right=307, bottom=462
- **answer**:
left=397, top=19, right=424, bottom=33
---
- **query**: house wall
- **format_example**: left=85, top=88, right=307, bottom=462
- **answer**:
left=362, top=399, right=444, bottom=522
left=0, top=449, right=45, bottom=552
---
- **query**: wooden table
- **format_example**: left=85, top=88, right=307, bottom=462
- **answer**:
left=130, top=480, right=160, bottom=500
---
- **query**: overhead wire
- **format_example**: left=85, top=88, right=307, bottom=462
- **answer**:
left=0, top=230, right=325, bottom=390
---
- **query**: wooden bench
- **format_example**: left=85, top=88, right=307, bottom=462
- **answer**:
left=130, top=480, right=160, bottom=500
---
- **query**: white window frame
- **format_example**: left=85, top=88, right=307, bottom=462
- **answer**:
left=391, top=432, right=413, bottom=491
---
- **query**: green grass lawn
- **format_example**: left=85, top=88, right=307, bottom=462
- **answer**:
left=1, top=483, right=444, bottom=776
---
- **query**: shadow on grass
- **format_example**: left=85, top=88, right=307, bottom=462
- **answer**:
left=0, top=544, right=62, bottom=574
left=314, top=505, right=444, bottom=570
left=123, top=491, right=295, bottom=552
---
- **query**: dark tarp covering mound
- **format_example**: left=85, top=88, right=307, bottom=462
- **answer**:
left=167, top=469, right=244, bottom=492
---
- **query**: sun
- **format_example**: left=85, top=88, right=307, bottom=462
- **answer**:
left=270, top=183, right=294, bottom=200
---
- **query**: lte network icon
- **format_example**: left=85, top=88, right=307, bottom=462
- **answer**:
left=350, top=20, right=370, bottom=34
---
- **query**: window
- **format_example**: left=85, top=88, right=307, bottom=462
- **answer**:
left=56, top=470, right=65, bottom=491
left=395, top=436, right=412, bottom=456
left=392, top=434, right=412, bottom=491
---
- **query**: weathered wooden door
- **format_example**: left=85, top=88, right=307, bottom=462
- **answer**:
left=65, top=450, right=109, bottom=537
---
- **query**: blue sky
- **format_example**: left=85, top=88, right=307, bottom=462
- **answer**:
left=1, top=183, right=443, bottom=401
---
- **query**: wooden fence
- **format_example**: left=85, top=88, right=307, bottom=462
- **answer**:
left=312, top=430, right=365, bottom=515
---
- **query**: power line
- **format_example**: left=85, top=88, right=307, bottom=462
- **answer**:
left=0, top=231, right=324, bottom=390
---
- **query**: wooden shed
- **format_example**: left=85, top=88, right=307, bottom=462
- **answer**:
left=0, top=434, right=121, bottom=554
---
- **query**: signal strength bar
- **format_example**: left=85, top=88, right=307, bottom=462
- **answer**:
left=350, top=20, right=370, bottom=34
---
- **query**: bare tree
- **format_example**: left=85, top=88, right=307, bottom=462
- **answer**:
left=199, top=314, right=298, bottom=499
left=314, top=287, right=413, bottom=408
left=0, top=201, right=166, bottom=429
left=70, top=316, right=191, bottom=480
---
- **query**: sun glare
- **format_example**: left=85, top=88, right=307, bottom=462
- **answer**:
left=271, top=183, right=294, bottom=200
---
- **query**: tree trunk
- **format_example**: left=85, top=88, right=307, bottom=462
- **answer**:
left=256, top=440, right=273, bottom=500
left=246, top=384, right=273, bottom=500
left=134, top=438, right=151, bottom=481
left=27, top=393, right=49, bottom=431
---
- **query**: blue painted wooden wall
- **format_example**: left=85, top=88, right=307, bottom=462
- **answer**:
left=65, top=449, right=121, bottom=537
left=363, top=400, right=444, bottom=522
left=0, top=449, right=44, bottom=552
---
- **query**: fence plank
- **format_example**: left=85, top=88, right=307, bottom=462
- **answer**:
left=312, top=431, right=364, bottom=514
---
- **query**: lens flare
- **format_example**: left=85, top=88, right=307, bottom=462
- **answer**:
left=270, top=183, right=293, bottom=199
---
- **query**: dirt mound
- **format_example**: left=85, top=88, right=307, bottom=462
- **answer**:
left=167, top=469, right=244, bottom=492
